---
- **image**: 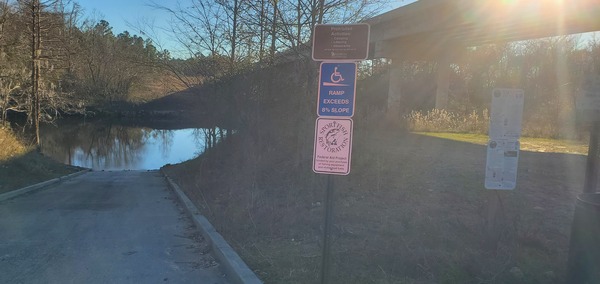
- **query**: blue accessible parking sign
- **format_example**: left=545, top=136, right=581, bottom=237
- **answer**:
left=318, top=62, right=357, bottom=117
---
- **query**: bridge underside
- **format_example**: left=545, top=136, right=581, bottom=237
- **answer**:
left=366, top=0, right=600, bottom=112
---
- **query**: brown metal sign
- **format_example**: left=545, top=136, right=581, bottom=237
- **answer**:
left=312, top=24, right=370, bottom=61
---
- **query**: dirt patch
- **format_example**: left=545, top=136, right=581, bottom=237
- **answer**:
left=163, top=123, right=585, bottom=283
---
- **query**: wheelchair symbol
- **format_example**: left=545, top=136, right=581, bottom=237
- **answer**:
left=330, top=67, right=344, bottom=83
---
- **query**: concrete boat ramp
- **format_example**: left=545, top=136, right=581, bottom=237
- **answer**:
left=0, top=171, right=261, bottom=284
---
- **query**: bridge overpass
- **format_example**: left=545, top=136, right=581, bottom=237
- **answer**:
left=365, top=0, right=600, bottom=111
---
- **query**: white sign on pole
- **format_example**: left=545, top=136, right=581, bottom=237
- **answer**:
left=313, top=118, right=353, bottom=175
left=489, top=88, right=524, bottom=140
left=485, top=88, right=524, bottom=190
left=485, top=139, right=520, bottom=190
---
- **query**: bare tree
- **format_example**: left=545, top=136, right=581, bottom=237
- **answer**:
left=151, top=0, right=226, bottom=58
left=26, top=0, right=43, bottom=144
left=149, top=0, right=389, bottom=72
left=4, top=0, right=84, bottom=143
left=0, top=0, right=27, bottom=123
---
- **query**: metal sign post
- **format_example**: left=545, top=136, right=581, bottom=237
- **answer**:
left=312, top=23, right=369, bottom=284
left=320, top=175, right=334, bottom=284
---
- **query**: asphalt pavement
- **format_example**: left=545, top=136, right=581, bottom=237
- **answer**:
left=0, top=171, right=229, bottom=284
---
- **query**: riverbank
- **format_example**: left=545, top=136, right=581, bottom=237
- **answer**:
left=0, top=126, right=81, bottom=194
left=84, top=85, right=239, bottom=130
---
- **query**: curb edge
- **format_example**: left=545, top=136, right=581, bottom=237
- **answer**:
left=161, top=171, right=263, bottom=284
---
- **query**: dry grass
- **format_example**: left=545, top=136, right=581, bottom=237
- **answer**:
left=129, top=72, right=197, bottom=103
left=0, top=126, right=28, bottom=161
left=406, top=109, right=490, bottom=134
left=406, top=107, right=584, bottom=140
left=417, top=132, right=588, bottom=155
left=164, top=124, right=584, bottom=283
left=0, top=125, right=81, bottom=194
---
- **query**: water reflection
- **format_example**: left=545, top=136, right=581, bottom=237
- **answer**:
left=40, top=121, right=228, bottom=170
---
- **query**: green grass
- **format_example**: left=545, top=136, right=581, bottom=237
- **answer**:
left=416, top=132, right=588, bottom=155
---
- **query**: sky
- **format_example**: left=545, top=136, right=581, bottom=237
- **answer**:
left=76, top=0, right=175, bottom=47
left=76, top=0, right=183, bottom=53
left=75, top=0, right=416, bottom=56
left=74, top=0, right=598, bottom=57
left=76, top=0, right=168, bottom=33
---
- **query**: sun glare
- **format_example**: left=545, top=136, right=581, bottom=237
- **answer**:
left=500, top=0, right=565, bottom=5
left=499, top=0, right=566, bottom=6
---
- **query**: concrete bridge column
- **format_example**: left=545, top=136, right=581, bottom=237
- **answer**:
left=435, top=52, right=451, bottom=109
left=386, top=58, right=403, bottom=120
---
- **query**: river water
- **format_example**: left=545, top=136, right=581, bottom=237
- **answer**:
left=39, top=120, right=224, bottom=171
